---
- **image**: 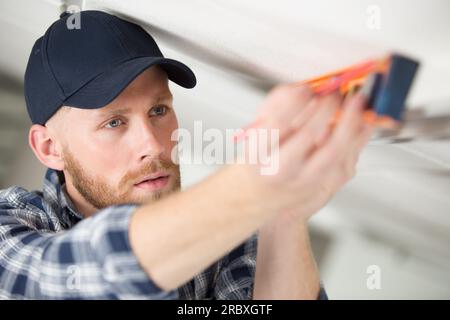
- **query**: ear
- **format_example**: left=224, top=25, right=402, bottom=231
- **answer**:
left=28, top=124, right=64, bottom=171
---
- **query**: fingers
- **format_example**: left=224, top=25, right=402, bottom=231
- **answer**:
left=357, top=112, right=376, bottom=150
left=236, top=84, right=315, bottom=167
left=302, top=93, right=372, bottom=181
left=279, top=91, right=342, bottom=166
left=331, top=93, right=366, bottom=148
left=243, top=84, right=374, bottom=186
left=337, top=97, right=375, bottom=170
left=306, top=92, right=343, bottom=147
left=244, top=84, right=314, bottom=141
left=344, top=119, right=375, bottom=175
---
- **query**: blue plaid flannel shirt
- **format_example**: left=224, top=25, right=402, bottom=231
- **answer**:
left=0, top=168, right=327, bottom=299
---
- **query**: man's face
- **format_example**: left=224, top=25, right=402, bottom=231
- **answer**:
left=50, top=66, right=181, bottom=210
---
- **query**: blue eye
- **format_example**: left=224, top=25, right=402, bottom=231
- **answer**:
left=105, top=118, right=123, bottom=128
left=150, top=105, right=168, bottom=116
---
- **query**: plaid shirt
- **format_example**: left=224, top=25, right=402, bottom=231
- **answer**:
left=0, top=168, right=327, bottom=300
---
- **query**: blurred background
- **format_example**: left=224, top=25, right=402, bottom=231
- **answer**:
left=0, top=0, right=449, bottom=299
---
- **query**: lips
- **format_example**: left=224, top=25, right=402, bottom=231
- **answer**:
left=134, top=173, right=169, bottom=185
left=134, top=173, right=170, bottom=191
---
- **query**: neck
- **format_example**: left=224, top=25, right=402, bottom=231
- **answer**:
left=64, top=179, right=98, bottom=218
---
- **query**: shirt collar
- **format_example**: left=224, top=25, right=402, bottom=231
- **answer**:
left=42, top=168, right=84, bottom=228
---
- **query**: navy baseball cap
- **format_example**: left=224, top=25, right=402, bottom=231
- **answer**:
left=24, top=10, right=196, bottom=125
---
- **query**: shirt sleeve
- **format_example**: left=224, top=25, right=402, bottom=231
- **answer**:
left=0, top=202, right=178, bottom=299
left=212, top=233, right=258, bottom=300
left=212, top=233, right=329, bottom=300
left=318, top=282, right=329, bottom=300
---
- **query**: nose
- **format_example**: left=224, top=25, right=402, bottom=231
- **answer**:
left=134, top=118, right=165, bottom=162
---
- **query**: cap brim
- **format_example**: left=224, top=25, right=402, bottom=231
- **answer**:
left=63, top=56, right=196, bottom=109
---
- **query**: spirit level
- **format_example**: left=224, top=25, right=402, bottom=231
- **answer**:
left=302, top=53, right=420, bottom=129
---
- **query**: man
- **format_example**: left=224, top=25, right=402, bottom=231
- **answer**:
left=0, top=10, right=374, bottom=299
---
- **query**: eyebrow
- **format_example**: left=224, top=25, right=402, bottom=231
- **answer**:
left=97, top=94, right=173, bottom=118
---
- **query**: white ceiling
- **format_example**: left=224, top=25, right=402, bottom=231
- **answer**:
left=0, top=0, right=449, bottom=267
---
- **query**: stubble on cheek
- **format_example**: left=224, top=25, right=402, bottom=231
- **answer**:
left=63, top=146, right=181, bottom=210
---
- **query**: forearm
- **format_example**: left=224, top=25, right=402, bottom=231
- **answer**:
left=129, top=164, right=277, bottom=292
left=0, top=204, right=167, bottom=299
left=253, top=215, right=320, bottom=299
